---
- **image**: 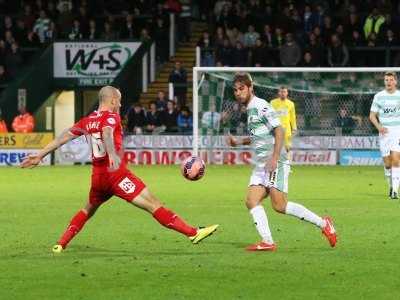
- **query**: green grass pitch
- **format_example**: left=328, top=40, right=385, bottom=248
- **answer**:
left=1, top=165, right=400, bottom=299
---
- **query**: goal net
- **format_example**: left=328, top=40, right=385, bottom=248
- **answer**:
left=192, top=67, right=400, bottom=161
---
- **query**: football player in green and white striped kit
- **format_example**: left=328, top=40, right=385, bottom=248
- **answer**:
left=227, top=73, right=337, bottom=251
left=370, top=71, right=400, bottom=199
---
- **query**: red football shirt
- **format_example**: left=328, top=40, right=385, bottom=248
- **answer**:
left=70, top=110, right=126, bottom=173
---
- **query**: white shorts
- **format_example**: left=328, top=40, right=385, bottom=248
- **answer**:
left=379, top=127, right=400, bottom=157
left=249, top=161, right=290, bottom=193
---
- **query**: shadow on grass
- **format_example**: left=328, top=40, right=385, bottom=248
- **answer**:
left=0, top=244, right=227, bottom=260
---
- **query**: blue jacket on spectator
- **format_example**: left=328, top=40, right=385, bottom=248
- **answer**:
left=177, top=110, right=192, bottom=134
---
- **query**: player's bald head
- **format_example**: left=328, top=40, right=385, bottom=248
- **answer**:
left=98, top=86, right=121, bottom=103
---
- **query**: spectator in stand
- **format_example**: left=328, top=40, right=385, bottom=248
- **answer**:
left=260, top=24, right=272, bottom=47
left=162, top=100, right=178, bottom=133
left=177, top=106, right=193, bottom=134
left=5, top=42, right=23, bottom=79
left=57, top=2, right=74, bottom=38
left=201, top=102, right=221, bottom=132
left=322, top=15, right=334, bottom=44
left=126, top=103, right=146, bottom=134
left=153, top=2, right=169, bottom=23
left=3, top=16, right=14, bottom=36
left=346, top=13, right=362, bottom=40
left=12, top=106, right=35, bottom=133
left=14, top=19, right=27, bottom=45
left=140, top=28, right=152, bottom=44
left=155, top=91, right=167, bottom=112
left=273, top=27, right=285, bottom=48
left=363, top=7, right=385, bottom=40
left=146, top=102, right=163, bottom=134
left=46, top=1, right=59, bottom=21
left=168, top=61, right=187, bottom=108
left=4, top=30, right=15, bottom=49
left=216, top=3, right=234, bottom=30
left=68, top=19, right=83, bottom=40
left=153, top=17, right=169, bottom=62
left=21, top=5, right=36, bottom=31
left=0, top=65, right=9, bottom=84
left=197, top=31, right=215, bottom=66
left=45, top=21, right=58, bottom=43
left=383, top=29, right=398, bottom=47
left=251, top=38, right=266, bottom=66
left=331, top=107, right=360, bottom=135
left=300, top=51, right=318, bottom=67
left=303, top=5, right=313, bottom=34
left=101, top=22, right=118, bottom=41
left=227, top=27, right=244, bottom=47
left=33, top=10, right=51, bottom=43
left=311, top=4, right=325, bottom=29
left=346, top=29, right=365, bottom=66
left=243, top=24, right=259, bottom=48
left=304, top=32, right=324, bottom=66
left=232, top=41, right=247, bottom=66
left=216, top=38, right=233, bottom=66
left=120, top=14, right=138, bottom=39
left=349, top=30, right=365, bottom=47
left=327, top=34, right=349, bottom=67
left=77, top=6, right=89, bottom=35
left=279, top=33, right=301, bottom=67
left=0, top=109, right=7, bottom=133
left=214, top=26, right=226, bottom=48
left=86, top=19, right=100, bottom=40
left=335, top=24, right=345, bottom=42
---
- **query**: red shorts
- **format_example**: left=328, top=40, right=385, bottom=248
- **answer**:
left=89, top=168, right=146, bottom=206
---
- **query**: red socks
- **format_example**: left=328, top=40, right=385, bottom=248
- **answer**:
left=153, top=207, right=197, bottom=237
left=58, top=210, right=88, bottom=248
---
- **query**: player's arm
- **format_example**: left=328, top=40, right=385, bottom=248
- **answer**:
left=102, top=126, right=121, bottom=171
left=21, top=130, right=76, bottom=168
left=268, top=125, right=284, bottom=171
left=261, top=105, right=283, bottom=171
left=369, top=111, right=387, bottom=134
left=226, top=135, right=251, bottom=147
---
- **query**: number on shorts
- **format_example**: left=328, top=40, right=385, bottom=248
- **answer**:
left=118, top=177, right=136, bottom=193
left=91, top=132, right=106, bottom=158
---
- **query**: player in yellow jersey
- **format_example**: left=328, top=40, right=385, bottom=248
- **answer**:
left=271, top=87, right=297, bottom=152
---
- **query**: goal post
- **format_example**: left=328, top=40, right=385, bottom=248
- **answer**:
left=192, top=67, right=400, bottom=162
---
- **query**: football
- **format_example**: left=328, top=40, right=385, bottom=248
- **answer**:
left=181, top=156, right=205, bottom=181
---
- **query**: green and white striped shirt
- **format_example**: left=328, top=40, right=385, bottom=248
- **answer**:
left=247, top=96, right=287, bottom=167
left=370, top=89, right=400, bottom=127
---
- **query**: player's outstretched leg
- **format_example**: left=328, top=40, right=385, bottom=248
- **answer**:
left=132, top=188, right=218, bottom=244
left=269, top=188, right=337, bottom=248
left=245, top=186, right=276, bottom=251
left=52, top=203, right=99, bottom=253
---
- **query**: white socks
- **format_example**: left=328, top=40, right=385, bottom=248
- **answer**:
left=285, top=201, right=325, bottom=228
left=392, top=167, right=400, bottom=193
left=385, top=167, right=392, bottom=189
left=249, top=205, right=273, bottom=243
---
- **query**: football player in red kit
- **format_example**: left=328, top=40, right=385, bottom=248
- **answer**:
left=21, top=86, right=218, bottom=253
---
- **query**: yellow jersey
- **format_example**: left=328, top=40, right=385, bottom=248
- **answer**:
left=270, top=98, right=297, bottom=136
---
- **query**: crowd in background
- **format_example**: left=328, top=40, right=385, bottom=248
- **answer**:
left=124, top=90, right=193, bottom=135
left=0, top=0, right=189, bottom=84
left=196, top=0, right=400, bottom=67
left=0, top=0, right=399, bottom=134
